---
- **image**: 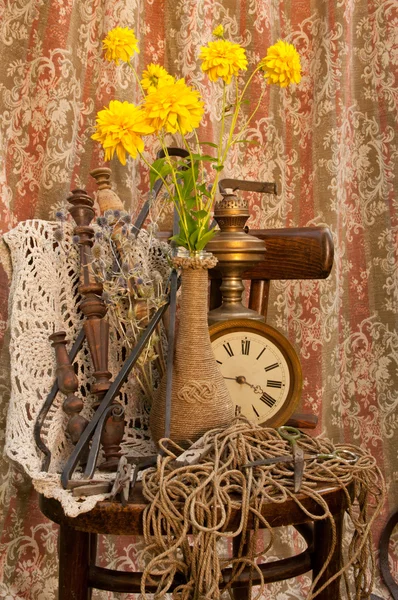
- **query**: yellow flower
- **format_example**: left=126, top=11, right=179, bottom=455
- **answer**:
left=141, top=64, right=175, bottom=94
left=143, top=79, right=204, bottom=135
left=260, top=40, right=301, bottom=87
left=199, top=40, right=248, bottom=84
left=212, top=24, right=224, bottom=38
left=102, top=27, right=139, bottom=64
left=91, top=100, right=154, bottom=165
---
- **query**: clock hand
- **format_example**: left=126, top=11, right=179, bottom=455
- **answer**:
left=224, top=376, right=264, bottom=395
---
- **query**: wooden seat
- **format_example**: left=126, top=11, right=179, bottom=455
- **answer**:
left=39, top=225, right=338, bottom=598
left=40, top=480, right=350, bottom=599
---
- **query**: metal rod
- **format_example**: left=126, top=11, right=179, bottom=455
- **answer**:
left=163, top=208, right=180, bottom=439
left=163, top=272, right=177, bottom=441
left=84, top=404, right=119, bottom=479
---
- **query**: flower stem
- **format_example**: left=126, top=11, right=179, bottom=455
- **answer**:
left=233, top=86, right=267, bottom=142
left=177, top=125, right=200, bottom=210
left=127, top=62, right=146, bottom=98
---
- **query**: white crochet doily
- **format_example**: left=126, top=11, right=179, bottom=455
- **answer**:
left=4, top=219, right=170, bottom=517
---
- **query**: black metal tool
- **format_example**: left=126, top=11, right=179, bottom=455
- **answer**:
left=129, top=455, right=158, bottom=495
left=84, top=403, right=124, bottom=479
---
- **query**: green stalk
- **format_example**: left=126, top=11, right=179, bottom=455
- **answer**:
left=193, top=129, right=206, bottom=186
left=177, top=124, right=201, bottom=210
left=219, top=65, right=263, bottom=166
left=218, top=83, right=227, bottom=164
left=238, top=64, right=262, bottom=106
left=127, top=62, right=146, bottom=98
left=139, top=149, right=189, bottom=247
left=161, top=144, right=192, bottom=250
left=220, top=75, right=241, bottom=166
left=233, top=86, right=267, bottom=143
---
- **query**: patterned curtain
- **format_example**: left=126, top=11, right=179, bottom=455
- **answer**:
left=0, top=0, right=396, bottom=598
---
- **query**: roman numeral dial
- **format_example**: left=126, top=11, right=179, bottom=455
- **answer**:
left=209, top=319, right=302, bottom=428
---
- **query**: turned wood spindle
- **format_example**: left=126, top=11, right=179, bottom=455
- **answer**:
left=67, top=188, right=125, bottom=472
left=49, top=331, right=88, bottom=446
left=90, top=169, right=139, bottom=298
left=90, top=167, right=125, bottom=214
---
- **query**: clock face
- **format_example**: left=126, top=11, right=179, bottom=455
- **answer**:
left=209, top=319, right=302, bottom=427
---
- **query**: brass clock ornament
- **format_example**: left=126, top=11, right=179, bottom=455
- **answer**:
left=209, top=319, right=302, bottom=427
left=207, top=179, right=276, bottom=324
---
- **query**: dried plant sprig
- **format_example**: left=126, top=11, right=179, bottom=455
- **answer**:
left=73, top=211, right=171, bottom=405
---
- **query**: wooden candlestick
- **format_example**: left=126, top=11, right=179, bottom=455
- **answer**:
left=67, top=189, right=125, bottom=472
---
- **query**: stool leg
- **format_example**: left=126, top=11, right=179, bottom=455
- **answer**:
left=88, top=533, right=97, bottom=600
left=312, top=510, right=344, bottom=600
left=58, top=523, right=91, bottom=600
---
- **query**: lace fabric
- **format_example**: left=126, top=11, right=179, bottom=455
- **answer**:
left=4, top=219, right=169, bottom=517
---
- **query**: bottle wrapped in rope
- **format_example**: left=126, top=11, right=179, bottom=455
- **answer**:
left=150, top=250, right=234, bottom=445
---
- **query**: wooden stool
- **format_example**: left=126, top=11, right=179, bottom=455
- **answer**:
left=40, top=481, right=351, bottom=599
left=39, top=225, right=337, bottom=598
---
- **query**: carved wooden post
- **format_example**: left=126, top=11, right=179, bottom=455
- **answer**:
left=90, top=167, right=125, bottom=214
left=67, top=189, right=125, bottom=471
left=49, top=331, right=88, bottom=447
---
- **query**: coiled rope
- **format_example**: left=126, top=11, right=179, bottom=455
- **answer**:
left=141, top=418, right=385, bottom=599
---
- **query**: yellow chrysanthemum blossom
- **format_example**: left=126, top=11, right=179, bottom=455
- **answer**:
left=141, top=64, right=175, bottom=94
left=91, top=100, right=154, bottom=165
left=102, top=27, right=139, bottom=64
left=143, top=79, right=204, bottom=135
left=199, top=40, right=248, bottom=84
left=212, top=24, right=224, bottom=38
left=260, top=40, right=301, bottom=87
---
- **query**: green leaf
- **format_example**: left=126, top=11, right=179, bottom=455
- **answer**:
left=173, top=158, right=190, bottom=170
left=197, top=183, right=212, bottom=198
left=185, top=196, right=196, bottom=210
left=198, top=141, right=218, bottom=148
left=190, top=153, right=217, bottom=162
left=194, top=209, right=209, bottom=220
left=149, top=158, right=173, bottom=189
left=195, top=228, right=216, bottom=251
left=185, top=212, right=198, bottom=235
left=177, top=165, right=199, bottom=200
left=212, top=164, right=224, bottom=172
left=189, top=229, right=199, bottom=246
left=169, top=233, right=187, bottom=247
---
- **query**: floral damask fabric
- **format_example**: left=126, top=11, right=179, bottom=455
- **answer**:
left=0, top=0, right=396, bottom=598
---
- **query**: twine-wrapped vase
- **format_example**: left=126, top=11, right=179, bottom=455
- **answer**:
left=150, top=250, right=234, bottom=445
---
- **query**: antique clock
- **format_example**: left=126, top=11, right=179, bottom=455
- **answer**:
left=209, top=319, right=302, bottom=427
left=207, top=180, right=303, bottom=427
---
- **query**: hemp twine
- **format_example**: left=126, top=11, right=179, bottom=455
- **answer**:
left=150, top=255, right=234, bottom=445
left=141, top=417, right=385, bottom=600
